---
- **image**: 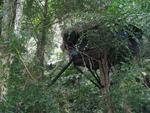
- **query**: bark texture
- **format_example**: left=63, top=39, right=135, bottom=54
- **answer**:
left=0, top=1, right=3, bottom=36
left=0, top=0, right=17, bottom=101
left=35, top=0, right=48, bottom=78
left=14, top=0, right=22, bottom=36
left=99, top=50, right=114, bottom=113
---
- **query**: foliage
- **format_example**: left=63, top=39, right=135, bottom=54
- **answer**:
left=0, top=0, right=150, bottom=113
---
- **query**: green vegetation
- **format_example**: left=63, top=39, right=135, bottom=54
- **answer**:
left=0, top=0, right=150, bottom=113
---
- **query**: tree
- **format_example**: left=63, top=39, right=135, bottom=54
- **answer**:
left=0, top=0, right=18, bottom=102
left=0, top=0, right=150, bottom=112
left=34, top=0, right=48, bottom=79
left=0, top=0, right=3, bottom=36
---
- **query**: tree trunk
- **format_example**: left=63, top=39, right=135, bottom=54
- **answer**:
left=0, top=0, right=3, bottom=37
left=0, top=0, right=17, bottom=101
left=34, top=0, right=48, bottom=79
left=14, top=0, right=22, bottom=36
left=1, top=0, right=17, bottom=39
left=99, top=50, right=114, bottom=113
